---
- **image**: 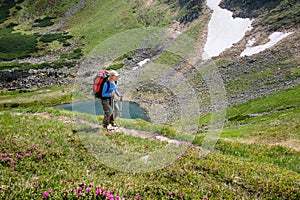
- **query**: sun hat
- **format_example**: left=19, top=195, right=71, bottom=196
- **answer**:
left=109, top=70, right=119, bottom=76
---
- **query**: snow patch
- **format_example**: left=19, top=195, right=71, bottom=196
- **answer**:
left=133, top=58, right=150, bottom=70
left=138, top=58, right=150, bottom=67
left=202, top=0, right=253, bottom=60
left=240, top=32, right=293, bottom=57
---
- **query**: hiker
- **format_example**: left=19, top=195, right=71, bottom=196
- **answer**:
left=100, top=70, right=122, bottom=129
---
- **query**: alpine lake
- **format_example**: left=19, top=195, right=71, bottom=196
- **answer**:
left=55, top=99, right=150, bottom=122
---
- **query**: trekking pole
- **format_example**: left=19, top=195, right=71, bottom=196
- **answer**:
left=119, top=96, right=123, bottom=118
left=112, top=95, right=115, bottom=123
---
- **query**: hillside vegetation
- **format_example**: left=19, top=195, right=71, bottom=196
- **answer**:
left=0, top=0, right=299, bottom=199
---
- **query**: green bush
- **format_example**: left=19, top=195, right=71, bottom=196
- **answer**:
left=0, top=60, right=78, bottom=71
left=0, top=33, right=38, bottom=60
left=39, top=33, right=73, bottom=44
left=33, top=16, right=55, bottom=27
left=0, top=0, right=17, bottom=24
left=107, top=63, right=124, bottom=71
left=60, top=48, right=82, bottom=60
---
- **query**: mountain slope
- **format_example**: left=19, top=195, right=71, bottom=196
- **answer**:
left=0, top=0, right=300, bottom=199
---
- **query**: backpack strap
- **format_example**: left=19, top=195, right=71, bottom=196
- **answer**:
left=106, top=80, right=110, bottom=93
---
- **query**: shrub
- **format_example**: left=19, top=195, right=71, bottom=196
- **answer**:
left=60, top=49, right=82, bottom=60
left=0, top=33, right=38, bottom=60
left=0, top=0, right=17, bottom=24
left=39, top=33, right=72, bottom=43
left=107, top=63, right=124, bottom=71
left=33, top=16, right=55, bottom=27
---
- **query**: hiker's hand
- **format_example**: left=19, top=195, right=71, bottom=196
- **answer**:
left=110, top=91, right=115, bottom=97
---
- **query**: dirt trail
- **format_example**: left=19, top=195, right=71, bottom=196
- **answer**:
left=14, top=112, right=183, bottom=145
left=11, top=112, right=300, bottom=152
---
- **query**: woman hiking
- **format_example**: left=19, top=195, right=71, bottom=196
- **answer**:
left=100, top=70, right=122, bottom=129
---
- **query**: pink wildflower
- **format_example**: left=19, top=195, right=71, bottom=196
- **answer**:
left=81, top=181, right=85, bottom=186
left=26, top=153, right=31, bottom=157
left=77, top=187, right=83, bottom=192
left=63, top=190, right=69, bottom=195
left=42, top=190, right=52, bottom=199
left=89, top=183, right=94, bottom=187
left=106, top=194, right=114, bottom=200
left=95, top=189, right=101, bottom=195
left=213, top=167, right=219, bottom=171
left=37, top=153, right=43, bottom=158
left=34, top=185, right=39, bottom=189
left=77, top=192, right=82, bottom=197
left=16, top=154, right=23, bottom=159
left=86, top=188, right=91, bottom=193
left=32, top=145, right=37, bottom=149
left=169, top=191, right=173, bottom=196
left=60, top=179, right=67, bottom=184
left=135, top=195, right=141, bottom=199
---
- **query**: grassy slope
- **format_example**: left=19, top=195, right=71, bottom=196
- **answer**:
left=0, top=84, right=299, bottom=199
left=62, top=0, right=141, bottom=54
left=198, top=84, right=300, bottom=148
left=0, top=0, right=300, bottom=199
left=1, top=107, right=300, bottom=199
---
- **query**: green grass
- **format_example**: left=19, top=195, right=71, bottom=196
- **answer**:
left=261, top=0, right=300, bottom=31
left=0, top=86, right=73, bottom=110
left=0, top=84, right=299, bottom=199
left=20, top=0, right=81, bottom=20
left=64, top=0, right=142, bottom=54
left=0, top=0, right=300, bottom=199
left=1, top=110, right=300, bottom=199
left=0, top=59, right=77, bottom=71
left=184, top=17, right=208, bottom=41
left=199, top=84, right=300, bottom=152
left=154, top=51, right=185, bottom=66
left=226, top=84, right=300, bottom=118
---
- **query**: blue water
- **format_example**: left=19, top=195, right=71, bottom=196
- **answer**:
left=55, top=99, right=150, bottom=121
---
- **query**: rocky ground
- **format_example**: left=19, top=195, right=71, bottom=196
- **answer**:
left=0, top=65, right=79, bottom=91
left=0, top=4, right=299, bottom=118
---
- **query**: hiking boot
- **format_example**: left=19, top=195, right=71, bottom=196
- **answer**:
left=111, top=123, right=117, bottom=127
left=103, top=124, right=108, bottom=129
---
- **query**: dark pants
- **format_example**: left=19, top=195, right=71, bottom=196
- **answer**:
left=100, top=98, right=119, bottom=127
